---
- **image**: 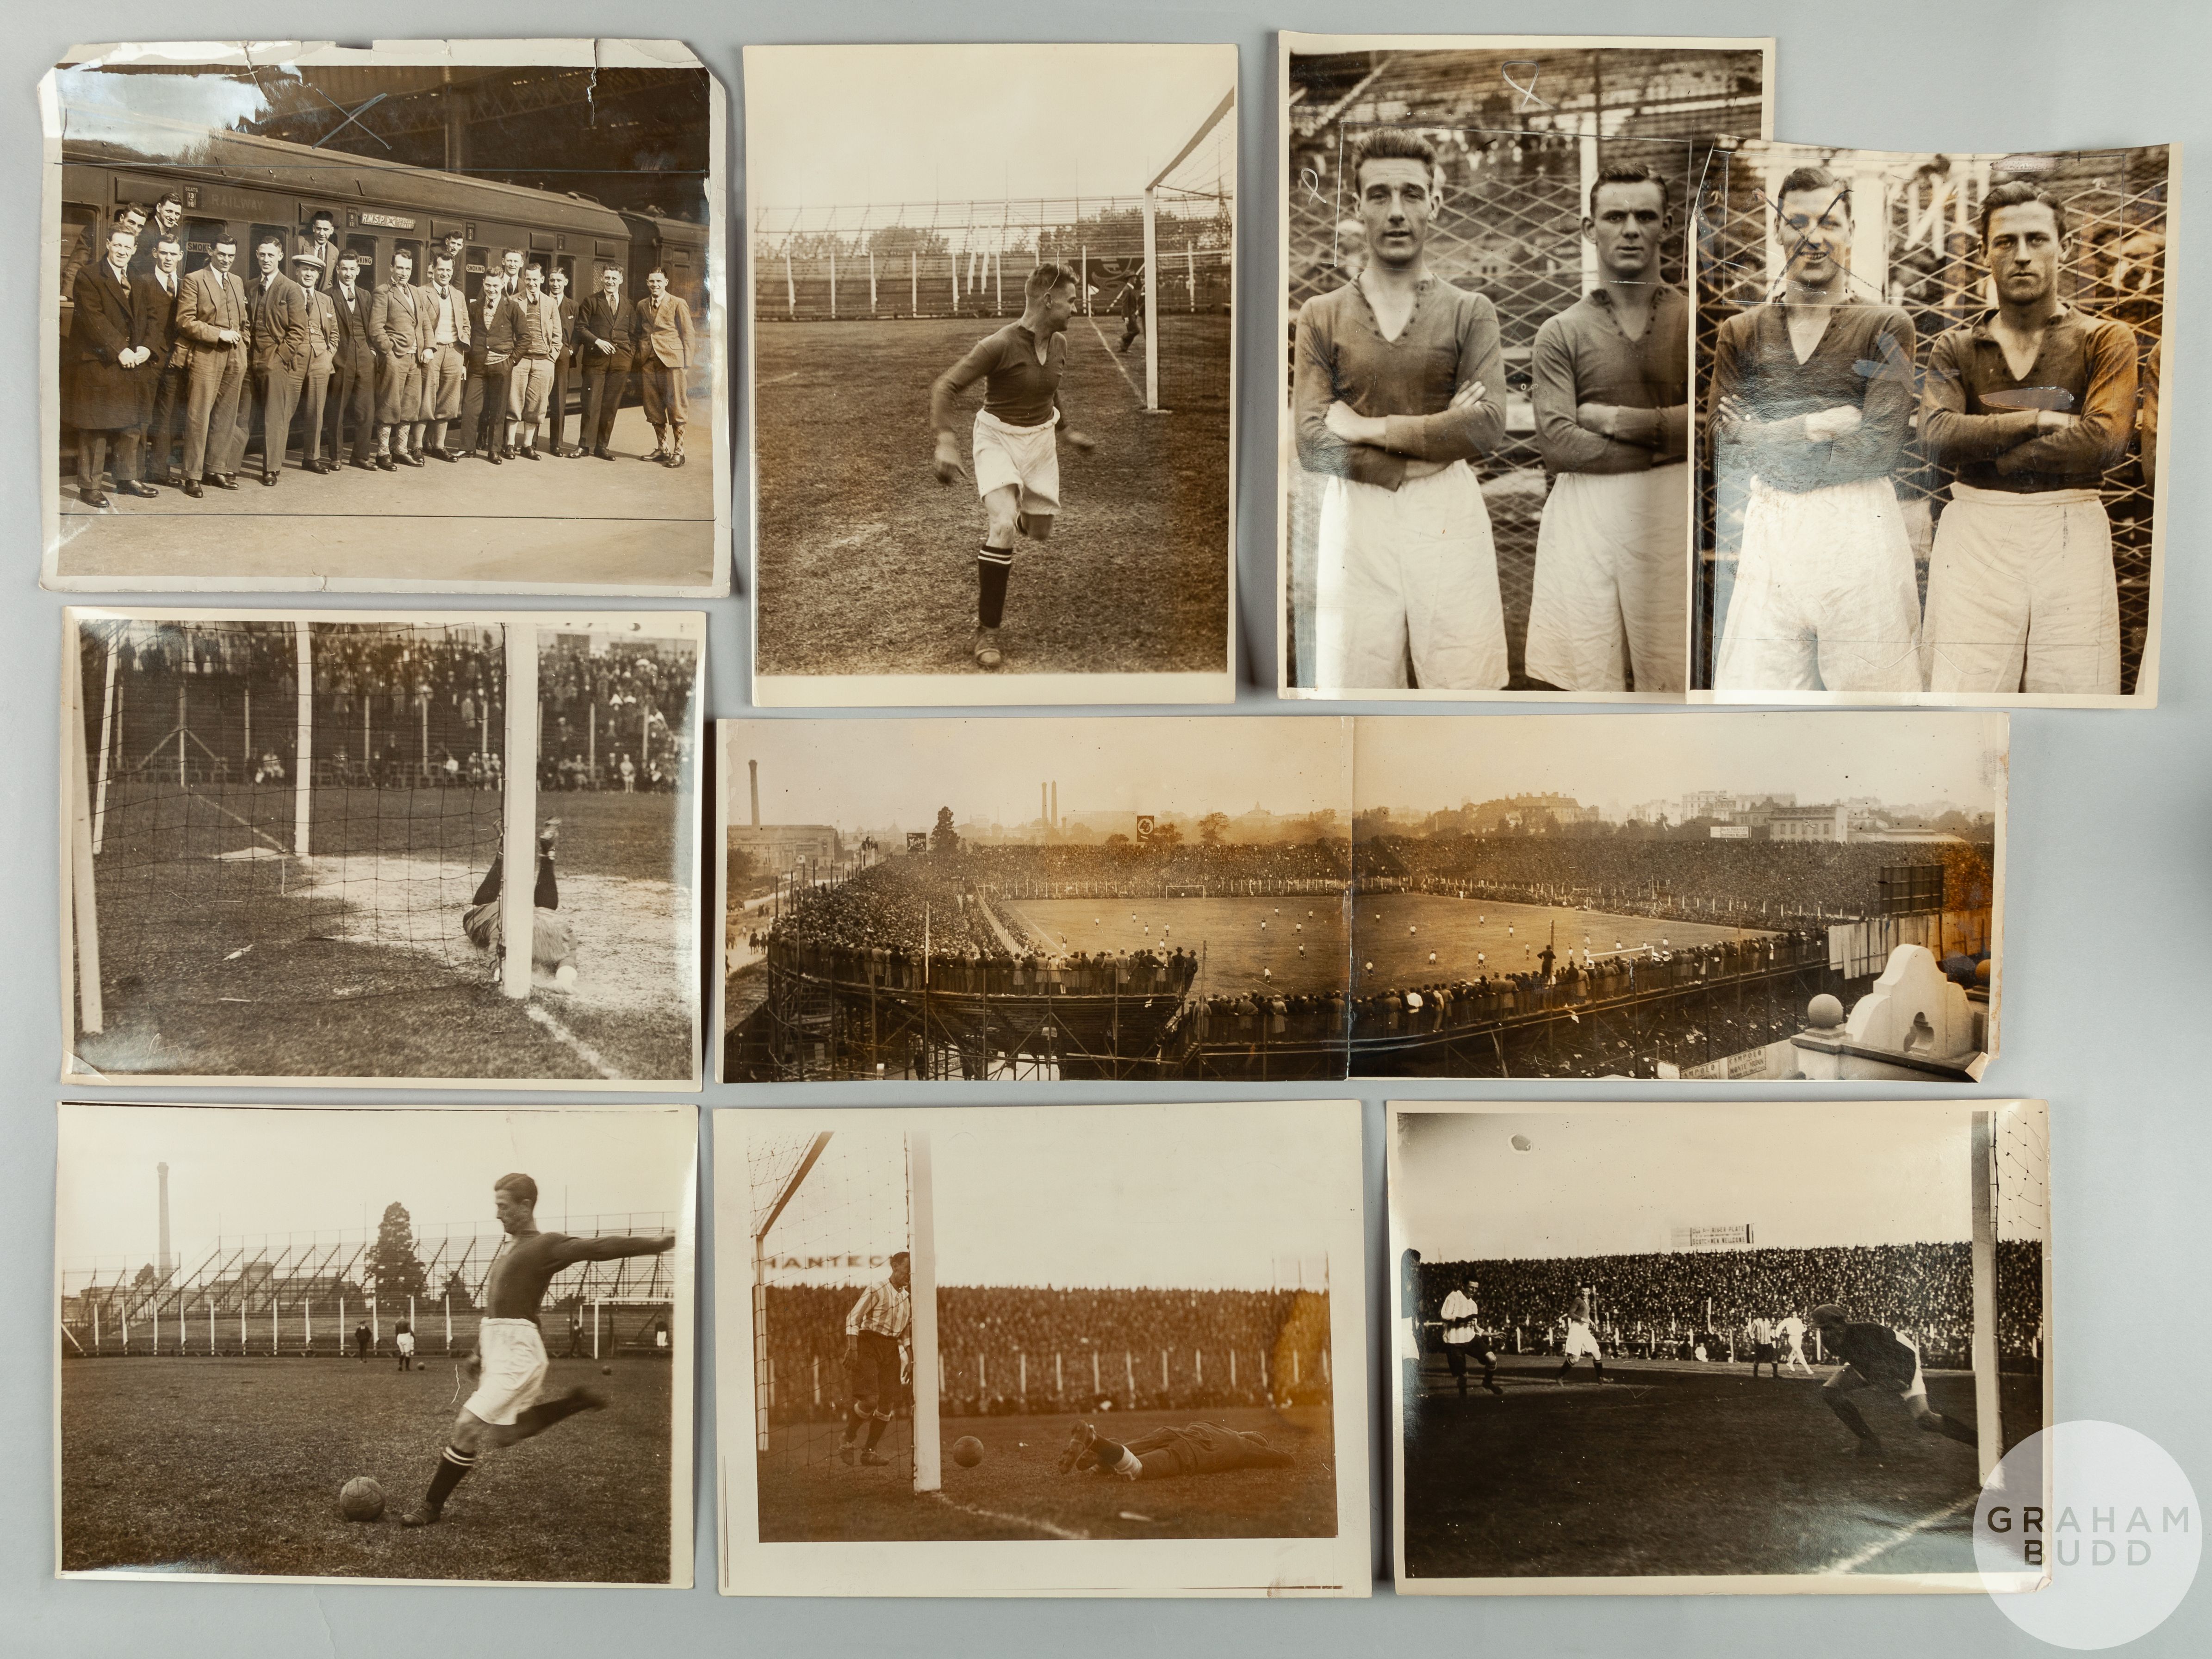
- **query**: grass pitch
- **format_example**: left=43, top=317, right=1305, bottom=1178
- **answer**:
left=61, top=1355, right=675, bottom=1582
left=1402, top=1354, right=2041, bottom=1580
left=1355, top=892, right=1771, bottom=994
left=753, top=316, right=1230, bottom=678
left=1000, top=895, right=1352, bottom=999
left=758, top=1404, right=1335, bottom=1542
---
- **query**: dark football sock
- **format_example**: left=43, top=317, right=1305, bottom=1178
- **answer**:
left=1924, top=1412, right=1979, bottom=1446
left=863, top=1416, right=888, bottom=1451
left=534, top=849, right=558, bottom=910
left=1557, top=1359, right=1573, bottom=1380
left=977, top=546, right=1013, bottom=628
left=511, top=1389, right=599, bottom=1436
left=840, top=1409, right=862, bottom=1443
left=1091, top=1435, right=1131, bottom=1472
left=1827, top=1396, right=1878, bottom=1443
left=1591, top=1360, right=1604, bottom=1382
left=423, top=1445, right=478, bottom=1512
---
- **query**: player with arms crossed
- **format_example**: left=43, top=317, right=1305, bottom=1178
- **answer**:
left=1557, top=1290, right=1606, bottom=1385
left=930, top=263, right=1097, bottom=672
left=1294, top=129, right=1507, bottom=690
left=1525, top=163, right=1690, bottom=693
left=1709, top=167, right=1923, bottom=692
left=1808, top=1302, right=1977, bottom=1461
left=1437, top=1274, right=1505, bottom=1398
left=1059, top=1420, right=1296, bottom=1482
left=1920, top=180, right=2137, bottom=694
left=838, top=1250, right=911, bottom=1468
left=401, top=1172, right=674, bottom=1526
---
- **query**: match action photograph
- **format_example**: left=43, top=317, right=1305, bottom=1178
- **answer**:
left=719, top=715, right=1354, bottom=1082
left=1388, top=1100, right=2049, bottom=1592
left=56, top=1101, right=696, bottom=1586
left=42, top=40, right=728, bottom=596
left=716, top=1100, right=1370, bottom=1597
left=1279, top=35, right=1770, bottom=698
left=1693, top=141, right=2173, bottom=704
left=1348, top=710, right=2007, bottom=1081
left=62, top=608, right=703, bottom=1087
left=746, top=43, right=1236, bottom=705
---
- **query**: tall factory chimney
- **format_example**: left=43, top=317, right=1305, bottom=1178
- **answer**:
left=1041, top=782, right=1049, bottom=830
left=157, top=1162, right=171, bottom=1277
left=749, top=759, right=761, bottom=828
left=1050, top=781, right=1058, bottom=829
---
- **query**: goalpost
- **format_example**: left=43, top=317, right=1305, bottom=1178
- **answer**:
left=1141, top=85, right=1236, bottom=415
left=1976, top=1101, right=2049, bottom=1484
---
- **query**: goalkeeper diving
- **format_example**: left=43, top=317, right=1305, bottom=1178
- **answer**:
left=461, top=819, right=579, bottom=983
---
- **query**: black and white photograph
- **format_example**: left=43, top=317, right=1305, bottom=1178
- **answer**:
left=720, top=716, right=1353, bottom=1082
left=1348, top=711, right=2006, bottom=1080
left=57, top=1101, right=696, bottom=1585
left=1388, top=1100, right=2049, bottom=1591
left=62, top=607, right=703, bottom=1087
left=1694, top=141, right=2173, bottom=704
left=716, top=1100, right=1369, bottom=1597
left=1279, top=34, right=1770, bottom=698
left=746, top=43, right=1236, bottom=705
left=42, top=41, right=728, bottom=595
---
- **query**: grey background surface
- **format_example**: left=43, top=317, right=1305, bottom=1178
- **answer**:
left=5, top=2, right=2207, bottom=1654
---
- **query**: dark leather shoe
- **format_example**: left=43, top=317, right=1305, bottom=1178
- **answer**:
left=397, top=451, right=424, bottom=468
left=349, top=457, right=376, bottom=472
left=181, top=478, right=204, bottom=499
left=375, top=454, right=397, bottom=471
left=77, top=487, right=111, bottom=509
left=521, top=447, right=540, bottom=460
left=119, top=480, right=159, bottom=498
left=486, top=450, right=503, bottom=465
left=668, top=451, right=685, bottom=468
left=152, top=472, right=183, bottom=489
left=432, top=447, right=459, bottom=463
left=500, top=446, right=517, bottom=460
left=594, top=447, right=615, bottom=460
left=261, top=471, right=279, bottom=486
left=206, top=474, right=239, bottom=491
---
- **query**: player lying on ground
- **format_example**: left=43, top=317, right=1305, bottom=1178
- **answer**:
left=1808, top=1302, right=1977, bottom=1460
left=1058, top=1420, right=1297, bottom=1481
left=460, top=819, right=578, bottom=978
left=839, top=1250, right=912, bottom=1468
left=400, top=1172, right=674, bottom=1526
left=1558, top=1292, right=1606, bottom=1385
left=1438, top=1275, right=1505, bottom=1397
left=929, top=261, right=1097, bottom=672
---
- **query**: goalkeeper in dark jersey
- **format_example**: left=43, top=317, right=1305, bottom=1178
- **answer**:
left=929, top=261, right=1098, bottom=672
left=461, top=818, right=578, bottom=980
left=1809, top=1303, right=1978, bottom=1460
left=1058, top=1419, right=1296, bottom=1481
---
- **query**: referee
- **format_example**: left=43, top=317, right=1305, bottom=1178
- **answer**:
left=839, top=1249, right=913, bottom=1469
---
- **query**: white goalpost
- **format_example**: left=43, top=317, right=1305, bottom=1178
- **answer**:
left=502, top=622, right=540, bottom=1000
left=1141, top=85, right=1236, bottom=414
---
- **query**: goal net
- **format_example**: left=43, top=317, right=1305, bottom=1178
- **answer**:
left=749, top=1126, right=939, bottom=1504
left=1139, top=87, right=1235, bottom=416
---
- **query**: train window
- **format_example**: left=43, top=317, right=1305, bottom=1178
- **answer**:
left=59, top=203, right=98, bottom=293
left=393, top=238, right=425, bottom=283
left=246, top=224, right=292, bottom=279
left=551, top=254, right=577, bottom=292
left=342, top=236, right=379, bottom=288
left=466, top=245, right=491, bottom=300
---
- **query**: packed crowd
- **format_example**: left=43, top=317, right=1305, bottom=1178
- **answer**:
left=758, top=1284, right=1335, bottom=1422
left=965, top=838, right=1351, bottom=897
left=538, top=636, right=696, bottom=795
left=1414, top=1242, right=2044, bottom=1366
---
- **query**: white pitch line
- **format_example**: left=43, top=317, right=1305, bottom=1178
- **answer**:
left=925, top=1490, right=1089, bottom=1541
left=1086, top=315, right=1146, bottom=405
left=523, top=1000, right=622, bottom=1081
left=1818, top=1491, right=1979, bottom=1576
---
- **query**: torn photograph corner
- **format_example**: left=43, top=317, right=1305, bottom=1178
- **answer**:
left=1693, top=141, right=2175, bottom=705
left=61, top=607, right=704, bottom=1088
left=746, top=43, right=1236, bottom=707
left=715, top=1100, right=1371, bottom=1597
left=41, top=39, right=729, bottom=596
left=716, top=715, right=1354, bottom=1084
left=1387, top=1099, right=2050, bottom=1594
left=1348, top=710, right=2007, bottom=1082
left=56, top=1101, right=697, bottom=1586
left=1277, top=34, right=1771, bottom=700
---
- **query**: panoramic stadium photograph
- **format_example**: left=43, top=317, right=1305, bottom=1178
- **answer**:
left=56, top=1101, right=697, bottom=1585
left=1348, top=710, right=2007, bottom=1081
left=43, top=40, right=726, bottom=595
left=720, top=715, right=1354, bottom=1082
left=718, top=1100, right=1370, bottom=1597
left=746, top=42, right=1235, bottom=704
left=62, top=608, right=703, bottom=1087
left=1388, top=1099, right=2048, bottom=1591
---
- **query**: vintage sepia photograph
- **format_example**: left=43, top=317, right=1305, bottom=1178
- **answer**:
left=1389, top=1100, right=2049, bottom=1592
left=717, top=1100, right=1370, bottom=1597
left=1280, top=34, right=1770, bottom=698
left=43, top=40, right=727, bottom=595
left=62, top=608, right=703, bottom=1087
left=720, top=716, right=1354, bottom=1082
left=57, top=1101, right=696, bottom=1585
left=1694, top=141, right=2173, bottom=704
left=1349, top=711, right=2006, bottom=1080
left=746, top=43, right=1236, bottom=704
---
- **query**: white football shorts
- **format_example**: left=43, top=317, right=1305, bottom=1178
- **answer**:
left=1563, top=1320, right=1603, bottom=1361
left=1313, top=460, right=1507, bottom=691
left=1894, top=1338, right=1928, bottom=1405
left=396, top=1331, right=415, bottom=1355
left=1524, top=463, right=1690, bottom=693
left=464, top=1318, right=550, bottom=1427
left=972, top=407, right=1061, bottom=516
left=1922, top=484, right=2119, bottom=694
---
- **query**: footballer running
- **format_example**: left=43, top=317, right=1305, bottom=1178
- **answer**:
left=1556, top=1291, right=1606, bottom=1385
left=1809, top=1302, right=1978, bottom=1461
left=1437, top=1275, right=1505, bottom=1398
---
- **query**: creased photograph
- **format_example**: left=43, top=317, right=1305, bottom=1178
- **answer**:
left=1279, top=34, right=1770, bottom=698
left=746, top=44, right=1236, bottom=705
left=42, top=39, right=728, bottom=596
left=1388, top=1100, right=2049, bottom=1593
left=56, top=1101, right=696, bottom=1585
left=716, top=1100, right=1370, bottom=1597
left=62, top=608, right=702, bottom=1088
left=1692, top=141, right=2174, bottom=704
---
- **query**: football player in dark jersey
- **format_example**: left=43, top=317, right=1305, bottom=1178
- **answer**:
left=1809, top=1302, right=1978, bottom=1460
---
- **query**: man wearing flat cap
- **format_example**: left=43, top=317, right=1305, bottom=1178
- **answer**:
left=291, top=248, right=342, bottom=474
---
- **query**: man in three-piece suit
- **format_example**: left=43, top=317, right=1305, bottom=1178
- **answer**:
left=244, top=236, right=310, bottom=485
left=574, top=264, right=635, bottom=461
left=290, top=249, right=342, bottom=474
left=370, top=248, right=428, bottom=468
left=325, top=250, right=379, bottom=471
left=66, top=224, right=161, bottom=507
left=138, top=232, right=191, bottom=485
left=175, top=235, right=251, bottom=497
left=417, top=252, right=472, bottom=461
left=633, top=267, right=696, bottom=467
left=546, top=268, right=582, bottom=456
left=459, top=272, right=522, bottom=463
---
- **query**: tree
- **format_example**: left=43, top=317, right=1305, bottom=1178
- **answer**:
left=370, top=1202, right=430, bottom=1307
left=1149, top=820, right=1183, bottom=849
left=1197, top=812, right=1230, bottom=846
left=1104, top=833, right=1130, bottom=847
left=440, top=1269, right=475, bottom=1312
left=930, top=806, right=962, bottom=856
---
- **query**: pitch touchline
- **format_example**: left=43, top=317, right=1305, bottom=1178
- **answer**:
left=523, top=1001, right=622, bottom=1081
left=193, top=791, right=292, bottom=857
left=1086, top=316, right=1147, bottom=405
left=1818, top=1491, right=1979, bottom=1576
left=923, top=1490, right=1090, bottom=1541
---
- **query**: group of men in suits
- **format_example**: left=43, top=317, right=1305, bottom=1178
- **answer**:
left=63, top=200, right=700, bottom=509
